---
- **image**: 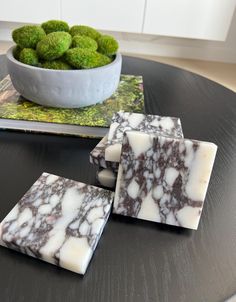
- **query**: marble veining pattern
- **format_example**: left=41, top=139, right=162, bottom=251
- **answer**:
left=0, top=173, right=114, bottom=274
left=105, top=111, right=184, bottom=162
left=113, top=131, right=217, bottom=229
left=89, top=135, right=119, bottom=171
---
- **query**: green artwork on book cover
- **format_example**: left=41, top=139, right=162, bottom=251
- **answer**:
left=0, top=75, right=144, bottom=127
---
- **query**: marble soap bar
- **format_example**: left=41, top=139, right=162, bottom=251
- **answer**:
left=90, top=135, right=119, bottom=171
left=0, top=173, right=114, bottom=275
left=113, top=131, right=217, bottom=230
left=97, top=168, right=117, bottom=189
left=105, top=111, right=183, bottom=162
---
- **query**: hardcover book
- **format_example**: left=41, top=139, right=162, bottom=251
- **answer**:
left=0, top=74, right=144, bottom=138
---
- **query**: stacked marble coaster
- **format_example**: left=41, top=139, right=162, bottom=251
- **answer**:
left=90, top=111, right=184, bottom=188
left=90, top=111, right=217, bottom=230
left=105, top=111, right=184, bottom=162
left=0, top=173, right=114, bottom=275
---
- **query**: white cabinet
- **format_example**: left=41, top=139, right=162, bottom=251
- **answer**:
left=0, top=0, right=234, bottom=42
left=0, top=0, right=60, bottom=24
left=143, top=0, right=236, bottom=40
left=61, top=0, right=145, bottom=33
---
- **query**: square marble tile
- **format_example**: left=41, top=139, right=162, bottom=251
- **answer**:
left=105, top=111, right=183, bottom=162
left=0, top=173, right=114, bottom=274
left=113, top=131, right=217, bottom=230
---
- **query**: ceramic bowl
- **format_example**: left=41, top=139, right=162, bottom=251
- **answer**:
left=6, top=46, right=122, bottom=108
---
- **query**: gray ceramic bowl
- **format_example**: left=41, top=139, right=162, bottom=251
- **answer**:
left=6, top=46, right=122, bottom=108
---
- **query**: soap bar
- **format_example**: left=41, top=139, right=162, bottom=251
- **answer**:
left=113, top=131, right=217, bottom=230
left=105, top=111, right=184, bottom=162
left=90, top=135, right=119, bottom=171
left=0, top=173, right=114, bottom=274
left=97, top=168, right=117, bottom=189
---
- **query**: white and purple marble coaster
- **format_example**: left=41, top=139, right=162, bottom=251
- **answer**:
left=97, top=168, right=117, bottom=189
left=105, top=111, right=184, bottom=162
left=113, top=131, right=217, bottom=230
left=0, top=173, right=114, bottom=275
left=90, top=135, right=119, bottom=172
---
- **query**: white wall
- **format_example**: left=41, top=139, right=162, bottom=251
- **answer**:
left=0, top=9, right=236, bottom=63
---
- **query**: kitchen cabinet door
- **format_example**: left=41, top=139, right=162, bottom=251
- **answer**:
left=62, top=0, right=145, bottom=33
left=143, top=0, right=236, bottom=40
left=0, top=0, right=60, bottom=24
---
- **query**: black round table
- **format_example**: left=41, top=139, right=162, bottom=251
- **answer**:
left=0, top=55, right=235, bottom=302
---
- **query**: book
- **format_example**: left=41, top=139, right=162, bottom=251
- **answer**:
left=0, top=74, right=144, bottom=138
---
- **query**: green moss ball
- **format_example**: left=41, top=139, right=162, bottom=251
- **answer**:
left=65, top=48, right=111, bottom=69
left=69, top=25, right=101, bottom=40
left=36, top=32, right=72, bottom=61
left=41, top=20, right=69, bottom=34
left=72, top=35, right=98, bottom=50
left=98, top=53, right=112, bottom=67
left=12, top=25, right=46, bottom=49
left=19, top=48, right=39, bottom=66
left=41, top=60, right=72, bottom=70
left=97, top=35, right=118, bottom=56
left=13, top=45, right=23, bottom=60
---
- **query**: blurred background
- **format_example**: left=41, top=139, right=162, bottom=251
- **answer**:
left=0, top=0, right=235, bottom=91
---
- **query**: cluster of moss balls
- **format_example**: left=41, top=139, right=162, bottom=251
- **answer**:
left=12, top=20, right=119, bottom=70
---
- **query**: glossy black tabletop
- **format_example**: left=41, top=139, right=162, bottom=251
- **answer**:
left=0, top=55, right=235, bottom=302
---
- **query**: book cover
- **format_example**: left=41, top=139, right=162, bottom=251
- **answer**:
left=0, top=74, right=144, bottom=138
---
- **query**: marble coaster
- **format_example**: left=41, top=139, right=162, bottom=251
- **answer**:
left=113, top=131, right=217, bottom=230
left=89, top=135, right=119, bottom=172
left=105, top=111, right=184, bottom=162
left=0, top=173, right=114, bottom=275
